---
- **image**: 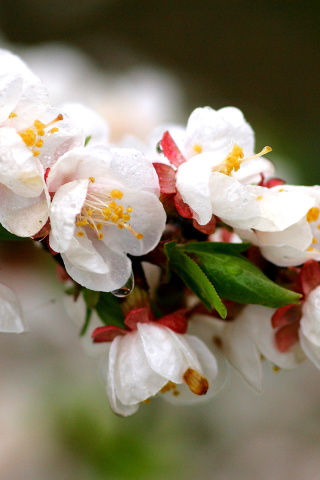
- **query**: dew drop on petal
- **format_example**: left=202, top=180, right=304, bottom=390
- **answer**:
left=111, top=271, right=135, bottom=297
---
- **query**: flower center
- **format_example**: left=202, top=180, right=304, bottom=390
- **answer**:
left=15, top=113, right=63, bottom=157
left=212, top=144, right=272, bottom=176
left=75, top=185, right=144, bottom=241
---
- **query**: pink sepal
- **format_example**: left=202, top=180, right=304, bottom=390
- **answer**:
left=160, top=131, right=186, bottom=167
left=92, top=325, right=127, bottom=343
left=157, top=309, right=188, bottom=334
left=193, top=216, right=216, bottom=235
left=299, top=260, right=320, bottom=297
left=153, top=163, right=177, bottom=194
left=174, top=191, right=193, bottom=219
left=124, top=307, right=152, bottom=330
left=274, top=322, right=300, bottom=352
left=271, top=303, right=302, bottom=329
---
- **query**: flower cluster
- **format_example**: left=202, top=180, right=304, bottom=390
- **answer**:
left=2, top=48, right=320, bottom=417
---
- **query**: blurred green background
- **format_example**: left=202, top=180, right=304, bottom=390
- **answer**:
left=0, top=2, right=320, bottom=479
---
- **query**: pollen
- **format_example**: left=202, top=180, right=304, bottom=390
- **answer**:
left=213, top=144, right=272, bottom=176
left=307, top=207, right=320, bottom=222
left=89, top=177, right=95, bottom=183
left=110, top=189, right=124, bottom=199
left=256, top=195, right=263, bottom=201
left=183, top=368, right=209, bottom=395
left=8, top=112, right=17, bottom=118
left=193, top=144, right=203, bottom=154
left=19, top=113, right=63, bottom=157
left=75, top=188, right=144, bottom=241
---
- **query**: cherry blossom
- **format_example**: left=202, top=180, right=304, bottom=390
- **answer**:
left=0, top=49, right=85, bottom=237
left=0, top=283, right=26, bottom=333
left=91, top=307, right=221, bottom=416
left=47, top=145, right=166, bottom=291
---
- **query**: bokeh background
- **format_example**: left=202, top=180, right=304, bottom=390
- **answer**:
left=0, top=1, right=320, bottom=479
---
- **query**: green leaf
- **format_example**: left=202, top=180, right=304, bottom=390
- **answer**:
left=164, top=242, right=227, bottom=318
left=186, top=249, right=301, bottom=308
left=183, top=241, right=251, bottom=255
left=95, top=292, right=125, bottom=328
left=0, top=223, right=26, bottom=241
left=84, top=135, right=92, bottom=146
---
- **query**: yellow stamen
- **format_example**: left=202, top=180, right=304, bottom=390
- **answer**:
left=256, top=195, right=263, bottom=201
left=8, top=112, right=17, bottom=118
left=110, top=189, right=124, bottom=199
left=77, top=231, right=84, bottom=237
left=183, top=368, right=209, bottom=395
left=89, top=177, right=95, bottom=183
left=213, top=144, right=272, bottom=176
left=33, top=150, right=40, bottom=157
left=50, top=127, right=59, bottom=134
left=312, top=237, right=318, bottom=244
left=193, top=144, right=203, bottom=154
left=307, top=207, right=320, bottom=222
left=272, top=365, right=280, bottom=373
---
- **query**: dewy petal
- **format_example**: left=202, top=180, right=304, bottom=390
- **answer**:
left=0, top=283, right=27, bottom=333
left=112, top=330, right=167, bottom=405
left=0, top=73, right=23, bottom=123
left=184, top=106, right=254, bottom=159
left=106, top=338, right=140, bottom=416
left=176, top=153, right=214, bottom=225
left=0, top=128, right=45, bottom=197
left=137, top=323, right=202, bottom=383
left=0, top=183, right=49, bottom=237
left=49, top=179, right=89, bottom=252
left=62, top=241, right=132, bottom=292
left=101, top=189, right=166, bottom=256
left=47, top=146, right=113, bottom=193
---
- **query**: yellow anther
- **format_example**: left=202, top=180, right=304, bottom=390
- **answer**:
left=117, top=223, right=124, bottom=229
left=87, top=209, right=93, bottom=216
left=103, top=208, right=111, bottom=216
left=33, top=150, right=40, bottom=157
left=76, top=220, right=89, bottom=227
left=122, top=213, right=131, bottom=222
left=126, top=206, right=133, bottom=213
left=272, top=365, right=281, bottom=373
left=256, top=195, right=263, bottom=201
left=8, top=112, right=17, bottom=118
left=98, top=232, right=104, bottom=240
left=183, top=368, right=209, bottom=395
left=111, top=214, right=119, bottom=223
left=110, top=189, right=124, bottom=199
left=213, top=144, right=272, bottom=176
left=37, top=129, right=45, bottom=136
left=312, top=237, right=318, bottom=244
left=96, top=223, right=102, bottom=230
left=77, top=231, right=84, bottom=237
left=307, top=247, right=317, bottom=252
left=307, top=207, right=320, bottom=223
left=35, top=139, right=43, bottom=148
left=108, top=201, right=117, bottom=209
left=50, top=127, right=59, bottom=134
left=88, top=177, right=95, bottom=183
left=33, top=120, right=45, bottom=129
left=193, top=144, right=203, bottom=154
left=136, top=233, right=144, bottom=240
left=89, top=223, right=95, bottom=229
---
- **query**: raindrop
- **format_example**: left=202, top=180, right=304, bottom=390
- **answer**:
left=111, top=271, right=135, bottom=297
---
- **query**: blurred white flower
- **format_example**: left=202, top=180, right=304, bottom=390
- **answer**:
left=0, top=283, right=26, bottom=333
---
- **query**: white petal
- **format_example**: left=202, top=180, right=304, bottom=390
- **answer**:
left=0, top=183, right=49, bottom=237
left=113, top=331, right=167, bottom=405
left=0, top=128, right=45, bottom=197
left=49, top=179, right=89, bottom=252
left=105, top=341, right=140, bottom=416
left=176, top=153, right=214, bottom=224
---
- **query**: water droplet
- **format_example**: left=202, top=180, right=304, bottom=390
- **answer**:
left=226, top=264, right=242, bottom=275
left=111, top=271, right=135, bottom=297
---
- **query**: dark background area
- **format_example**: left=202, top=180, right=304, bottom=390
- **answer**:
left=0, top=0, right=319, bottom=183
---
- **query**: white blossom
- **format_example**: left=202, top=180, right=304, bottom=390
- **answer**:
left=0, top=283, right=26, bottom=333
left=101, top=322, right=220, bottom=416
left=47, top=145, right=166, bottom=291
